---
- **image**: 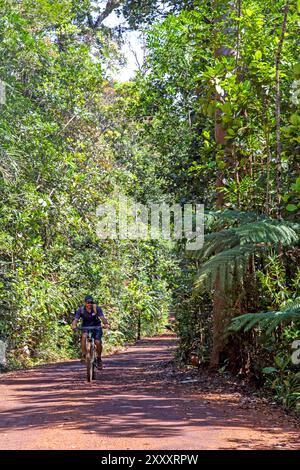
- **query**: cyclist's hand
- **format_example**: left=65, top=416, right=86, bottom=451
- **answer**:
left=103, top=323, right=109, bottom=329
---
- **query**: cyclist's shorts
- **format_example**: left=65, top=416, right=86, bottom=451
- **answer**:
left=82, top=327, right=103, bottom=341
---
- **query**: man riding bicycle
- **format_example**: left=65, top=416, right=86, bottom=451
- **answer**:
left=71, top=295, right=109, bottom=369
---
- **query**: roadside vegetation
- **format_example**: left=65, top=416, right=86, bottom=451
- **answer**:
left=0, top=0, right=299, bottom=413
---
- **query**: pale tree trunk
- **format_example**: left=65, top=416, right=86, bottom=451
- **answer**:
left=211, top=0, right=237, bottom=368
left=275, top=0, right=290, bottom=217
left=213, top=0, right=236, bottom=210
left=234, top=0, right=242, bottom=210
left=211, top=271, right=226, bottom=367
left=212, top=62, right=229, bottom=366
left=262, top=92, right=271, bottom=215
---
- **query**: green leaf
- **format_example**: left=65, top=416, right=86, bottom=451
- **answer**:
left=262, top=367, right=277, bottom=374
left=290, top=114, right=300, bottom=126
left=286, top=204, right=298, bottom=212
left=291, top=178, right=300, bottom=192
left=254, top=50, right=262, bottom=60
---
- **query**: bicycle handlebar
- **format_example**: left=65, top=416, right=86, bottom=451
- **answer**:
left=77, top=326, right=102, bottom=330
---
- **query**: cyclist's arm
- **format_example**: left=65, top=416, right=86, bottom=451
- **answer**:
left=97, top=306, right=109, bottom=328
left=72, top=308, right=81, bottom=330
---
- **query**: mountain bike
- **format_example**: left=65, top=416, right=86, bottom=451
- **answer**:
left=77, top=326, right=102, bottom=382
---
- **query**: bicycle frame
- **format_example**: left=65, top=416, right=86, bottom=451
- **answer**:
left=77, top=326, right=101, bottom=382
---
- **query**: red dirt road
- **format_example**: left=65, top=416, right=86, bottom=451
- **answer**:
left=0, top=334, right=299, bottom=450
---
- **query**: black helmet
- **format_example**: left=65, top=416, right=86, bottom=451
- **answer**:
left=84, top=295, right=94, bottom=303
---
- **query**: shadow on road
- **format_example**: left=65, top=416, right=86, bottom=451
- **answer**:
left=0, top=335, right=298, bottom=448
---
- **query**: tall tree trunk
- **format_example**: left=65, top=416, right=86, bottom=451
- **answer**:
left=275, top=0, right=290, bottom=217
left=211, top=0, right=236, bottom=367
left=211, top=271, right=226, bottom=367
left=262, top=92, right=271, bottom=215
left=215, top=104, right=227, bottom=209
left=234, top=146, right=241, bottom=209
left=137, top=311, right=141, bottom=341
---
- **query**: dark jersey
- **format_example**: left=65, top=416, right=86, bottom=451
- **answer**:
left=74, top=305, right=104, bottom=327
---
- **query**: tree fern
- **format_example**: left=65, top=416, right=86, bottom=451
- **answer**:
left=204, top=209, right=264, bottom=231
left=194, top=245, right=258, bottom=293
left=196, top=229, right=240, bottom=260
left=229, top=298, right=300, bottom=334
left=236, top=221, right=299, bottom=246
left=193, top=211, right=300, bottom=293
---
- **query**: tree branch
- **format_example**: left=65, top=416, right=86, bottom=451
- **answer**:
left=93, top=0, right=123, bottom=29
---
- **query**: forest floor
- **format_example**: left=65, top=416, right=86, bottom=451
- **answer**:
left=0, top=333, right=299, bottom=450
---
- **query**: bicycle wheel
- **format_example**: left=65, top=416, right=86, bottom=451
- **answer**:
left=86, top=354, right=93, bottom=382
left=86, top=342, right=94, bottom=382
left=92, top=345, right=98, bottom=380
left=92, top=360, right=96, bottom=380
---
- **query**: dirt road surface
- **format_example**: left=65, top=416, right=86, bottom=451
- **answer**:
left=0, top=334, right=299, bottom=450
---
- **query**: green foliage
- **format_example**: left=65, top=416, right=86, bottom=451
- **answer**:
left=1, top=0, right=299, bottom=416
left=228, top=256, right=300, bottom=411
left=0, top=0, right=175, bottom=368
left=230, top=299, right=300, bottom=335
left=171, top=256, right=213, bottom=365
left=194, top=213, right=299, bottom=293
left=262, top=355, right=300, bottom=412
left=128, top=0, right=300, bottom=412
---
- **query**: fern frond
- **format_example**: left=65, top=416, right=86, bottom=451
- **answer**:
left=195, top=220, right=299, bottom=259
left=229, top=298, right=300, bottom=334
left=205, top=209, right=262, bottom=231
left=194, top=229, right=239, bottom=259
left=193, top=214, right=299, bottom=293
left=194, top=245, right=258, bottom=293
left=236, top=221, right=299, bottom=247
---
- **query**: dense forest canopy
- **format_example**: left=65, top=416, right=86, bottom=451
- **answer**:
left=0, top=0, right=299, bottom=412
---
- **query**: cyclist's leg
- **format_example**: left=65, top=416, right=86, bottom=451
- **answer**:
left=81, top=332, right=88, bottom=359
left=95, top=339, right=102, bottom=359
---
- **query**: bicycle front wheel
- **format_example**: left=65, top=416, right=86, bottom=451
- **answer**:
left=86, top=354, right=93, bottom=382
left=86, top=343, right=94, bottom=382
left=92, top=361, right=96, bottom=380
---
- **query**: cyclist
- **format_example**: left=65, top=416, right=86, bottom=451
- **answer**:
left=72, top=295, right=109, bottom=369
